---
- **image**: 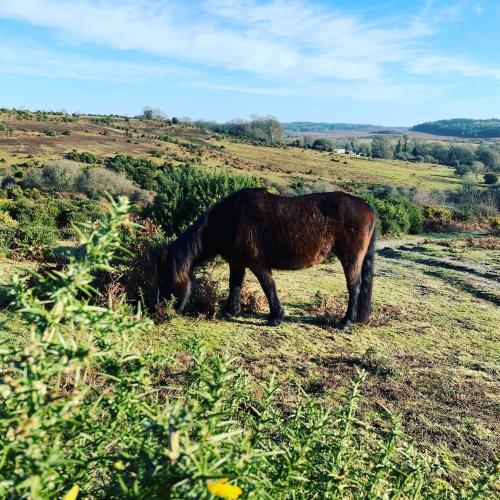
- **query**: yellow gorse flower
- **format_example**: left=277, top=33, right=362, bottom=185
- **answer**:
left=114, top=460, right=126, bottom=471
left=206, top=478, right=243, bottom=499
left=63, top=485, right=80, bottom=500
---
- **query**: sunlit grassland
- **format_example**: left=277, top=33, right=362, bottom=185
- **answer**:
left=162, top=237, right=498, bottom=478
left=1, top=111, right=478, bottom=193
left=5, top=234, right=487, bottom=483
left=206, top=139, right=473, bottom=190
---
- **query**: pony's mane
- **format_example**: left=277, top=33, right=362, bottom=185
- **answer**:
left=167, top=211, right=210, bottom=280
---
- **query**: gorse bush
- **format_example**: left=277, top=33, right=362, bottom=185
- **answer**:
left=13, top=218, right=58, bottom=253
left=152, top=165, right=260, bottom=237
left=0, top=190, right=104, bottom=255
left=64, top=150, right=100, bottom=164
left=0, top=210, right=17, bottom=254
left=105, top=154, right=159, bottom=190
left=424, top=205, right=453, bottom=221
left=361, top=192, right=424, bottom=235
left=1, top=198, right=498, bottom=498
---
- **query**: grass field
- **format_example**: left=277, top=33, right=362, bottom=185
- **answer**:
left=208, top=139, right=469, bottom=190
left=140, top=234, right=499, bottom=481
left=2, top=233, right=498, bottom=485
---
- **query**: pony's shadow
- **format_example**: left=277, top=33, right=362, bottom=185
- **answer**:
left=223, top=310, right=343, bottom=329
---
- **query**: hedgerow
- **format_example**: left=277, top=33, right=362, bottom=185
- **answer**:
left=1, top=198, right=498, bottom=498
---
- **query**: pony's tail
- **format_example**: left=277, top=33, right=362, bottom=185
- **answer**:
left=356, top=227, right=376, bottom=323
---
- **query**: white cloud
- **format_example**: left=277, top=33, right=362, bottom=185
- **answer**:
left=0, top=41, right=198, bottom=82
left=407, top=54, right=500, bottom=81
left=0, top=0, right=498, bottom=96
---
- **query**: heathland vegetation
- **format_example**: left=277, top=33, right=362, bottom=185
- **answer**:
left=0, top=107, right=499, bottom=497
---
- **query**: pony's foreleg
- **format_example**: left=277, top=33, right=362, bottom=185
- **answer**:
left=252, top=267, right=284, bottom=326
left=222, top=264, right=245, bottom=318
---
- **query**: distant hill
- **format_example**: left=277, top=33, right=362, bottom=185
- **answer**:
left=411, top=118, right=500, bottom=138
left=284, top=122, right=386, bottom=133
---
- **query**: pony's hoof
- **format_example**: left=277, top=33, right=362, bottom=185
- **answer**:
left=337, top=319, right=352, bottom=330
left=222, top=308, right=241, bottom=319
left=267, top=317, right=282, bottom=326
left=267, top=310, right=284, bottom=326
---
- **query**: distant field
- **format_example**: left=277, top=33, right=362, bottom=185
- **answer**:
left=0, top=111, right=478, bottom=192
left=209, top=139, right=469, bottom=191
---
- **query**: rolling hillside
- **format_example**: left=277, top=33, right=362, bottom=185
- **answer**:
left=0, top=110, right=474, bottom=192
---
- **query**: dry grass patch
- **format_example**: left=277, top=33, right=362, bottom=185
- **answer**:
left=307, top=291, right=416, bottom=328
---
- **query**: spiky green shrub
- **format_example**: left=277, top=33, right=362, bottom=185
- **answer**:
left=1, top=198, right=498, bottom=498
left=0, top=190, right=104, bottom=255
left=361, top=193, right=424, bottom=235
left=105, top=154, right=159, bottom=190
left=64, top=150, right=100, bottom=164
left=152, top=165, right=260, bottom=237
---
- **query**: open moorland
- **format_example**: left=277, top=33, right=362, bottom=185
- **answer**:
left=0, top=110, right=489, bottom=192
left=1, top=110, right=499, bottom=497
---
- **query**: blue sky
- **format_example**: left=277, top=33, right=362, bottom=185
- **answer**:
left=0, top=0, right=499, bottom=125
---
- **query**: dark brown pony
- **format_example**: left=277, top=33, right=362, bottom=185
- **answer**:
left=157, top=188, right=376, bottom=329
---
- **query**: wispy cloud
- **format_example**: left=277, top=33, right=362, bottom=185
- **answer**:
left=0, top=40, right=198, bottom=82
left=0, top=0, right=498, bottom=97
left=407, top=54, right=500, bottom=81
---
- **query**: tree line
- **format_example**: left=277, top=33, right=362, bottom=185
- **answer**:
left=193, top=115, right=284, bottom=144
left=411, top=118, right=500, bottom=138
left=369, top=136, right=499, bottom=176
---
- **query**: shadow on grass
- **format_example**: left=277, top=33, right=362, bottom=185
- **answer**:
left=378, top=246, right=500, bottom=282
left=223, top=310, right=344, bottom=329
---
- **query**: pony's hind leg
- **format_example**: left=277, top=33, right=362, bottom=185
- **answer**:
left=338, top=255, right=364, bottom=330
left=222, top=264, right=245, bottom=318
left=252, top=267, right=284, bottom=326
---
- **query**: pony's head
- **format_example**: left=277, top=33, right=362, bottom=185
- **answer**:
left=157, top=247, right=194, bottom=312
left=156, top=213, right=211, bottom=312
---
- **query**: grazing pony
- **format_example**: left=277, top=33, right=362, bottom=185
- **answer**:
left=157, top=188, right=376, bottom=329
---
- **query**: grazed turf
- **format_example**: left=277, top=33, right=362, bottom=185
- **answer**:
left=118, top=234, right=500, bottom=484
left=1, top=234, right=498, bottom=484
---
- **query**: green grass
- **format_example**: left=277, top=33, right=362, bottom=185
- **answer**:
left=1, top=204, right=498, bottom=497
left=1, top=235, right=498, bottom=485
left=158, top=236, right=497, bottom=478
left=207, top=139, right=470, bottom=191
left=1, top=111, right=499, bottom=492
left=9, top=234, right=497, bottom=484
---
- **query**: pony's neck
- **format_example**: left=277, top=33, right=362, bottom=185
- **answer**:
left=171, top=212, right=213, bottom=280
